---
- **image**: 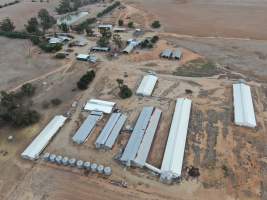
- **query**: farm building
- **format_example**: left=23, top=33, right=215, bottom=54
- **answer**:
left=72, top=112, right=102, bottom=144
left=171, top=48, right=182, bottom=60
left=21, top=115, right=67, bottom=160
left=90, top=47, right=110, bottom=52
left=84, top=99, right=116, bottom=114
left=122, top=44, right=135, bottom=54
left=98, top=24, right=113, bottom=31
left=113, top=27, right=126, bottom=32
left=120, top=107, right=161, bottom=167
left=95, top=113, right=127, bottom=149
left=160, top=98, right=192, bottom=182
left=136, top=74, right=158, bottom=96
left=160, top=49, right=172, bottom=58
left=76, top=54, right=90, bottom=61
left=233, top=82, right=256, bottom=128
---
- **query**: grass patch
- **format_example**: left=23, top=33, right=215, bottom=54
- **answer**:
left=174, top=59, right=220, bottom=77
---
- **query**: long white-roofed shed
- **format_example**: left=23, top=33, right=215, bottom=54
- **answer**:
left=136, top=74, right=158, bottom=96
left=233, top=83, right=256, bottom=128
left=84, top=99, right=116, bottom=114
left=21, top=115, right=67, bottom=160
left=160, top=98, right=192, bottom=181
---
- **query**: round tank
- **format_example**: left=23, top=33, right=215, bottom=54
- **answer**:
left=83, top=161, right=91, bottom=170
left=90, top=163, right=98, bottom=172
left=49, top=154, right=56, bottom=163
left=43, top=152, right=50, bottom=161
left=97, top=165, right=104, bottom=174
left=103, top=166, right=112, bottom=176
left=55, top=155, right=63, bottom=165
left=69, top=158, right=76, bottom=167
left=76, top=160, right=84, bottom=169
left=62, top=157, right=69, bottom=166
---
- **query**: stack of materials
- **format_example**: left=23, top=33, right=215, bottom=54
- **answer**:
left=95, top=113, right=127, bottom=149
left=120, top=107, right=162, bottom=167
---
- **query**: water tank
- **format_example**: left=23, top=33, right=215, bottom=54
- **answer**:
left=83, top=161, right=91, bottom=170
left=103, top=166, right=112, bottom=176
left=43, top=152, right=50, bottom=161
left=49, top=154, right=56, bottom=163
left=97, top=165, right=104, bottom=174
left=91, top=163, right=98, bottom=172
left=76, top=160, right=84, bottom=169
left=69, top=158, right=76, bottom=167
left=55, top=155, right=63, bottom=165
left=62, top=157, right=69, bottom=166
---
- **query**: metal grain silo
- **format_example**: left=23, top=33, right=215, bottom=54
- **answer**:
left=69, top=158, right=76, bottom=166
left=91, top=163, right=98, bottom=172
left=49, top=154, right=56, bottom=163
left=43, top=152, right=50, bottom=161
left=103, top=167, right=112, bottom=176
left=97, top=165, right=104, bottom=174
left=83, top=161, right=91, bottom=170
left=76, top=160, right=84, bottom=169
left=55, top=155, right=63, bottom=165
left=62, top=157, right=69, bottom=166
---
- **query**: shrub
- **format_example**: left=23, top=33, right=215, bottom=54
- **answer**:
left=21, top=83, right=36, bottom=97
left=0, top=18, right=15, bottom=32
left=51, top=98, right=62, bottom=106
left=118, top=19, right=124, bottom=26
left=151, top=35, right=159, bottom=43
left=127, top=21, right=134, bottom=28
left=55, top=53, right=66, bottom=59
left=97, top=1, right=120, bottom=17
left=38, top=42, right=63, bottom=52
left=151, top=20, right=161, bottom=28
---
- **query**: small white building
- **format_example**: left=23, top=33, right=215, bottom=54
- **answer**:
left=76, top=54, right=90, bottom=61
left=136, top=74, right=158, bottom=96
left=98, top=24, right=113, bottom=31
left=84, top=99, right=116, bottom=114
left=233, top=82, right=256, bottom=128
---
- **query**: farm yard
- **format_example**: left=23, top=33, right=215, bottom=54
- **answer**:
left=0, top=1, right=267, bottom=200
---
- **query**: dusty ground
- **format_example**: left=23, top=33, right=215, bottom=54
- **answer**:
left=123, top=0, right=267, bottom=40
left=0, top=1, right=267, bottom=200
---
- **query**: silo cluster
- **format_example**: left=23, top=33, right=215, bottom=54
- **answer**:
left=42, top=152, right=112, bottom=176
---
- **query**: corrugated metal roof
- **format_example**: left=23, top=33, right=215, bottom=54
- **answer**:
left=76, top=54, right=89, bottom=60
left=161, top=49, right=172, bottom=58
left=72, top=114, right=101, bottom=144
left=134, top=108, right=162, bottom=167
left=98, top=24, right=113, bottom=29
left=123, top=44, right=135, bottom=54
left=21, top=115, right=67, bottom=160
left=84, top=99, right=115, bottom=114
left=233, top=83, right=256, bottom=128
left=105, top=114, right=127, bottom=149
left=161, top=98, right=192, bottom=178
left=91, top=47, right=110, bottom=52
left=136, top=74, right=158, bottom=96
left=171, top=48, right=182, bottom=59
left=120, top=107, right=154, bottom=166
left=95, top=113, right=121, bottom=148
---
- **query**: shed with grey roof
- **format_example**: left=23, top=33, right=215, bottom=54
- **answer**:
left=134, top=108, right=162, bottom=167
left=161, top=49, right=172, bottom=58
left=72, top=114, right=101, bottom=144
left=171, top=48, right=182, bottom=60
left=120, top=107, right=154, bottom=166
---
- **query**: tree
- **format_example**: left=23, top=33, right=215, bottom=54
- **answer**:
left=118, top=19, right=124, bottom=26
left=151, top=35, right=159, bottom=43
left=113, top=34, right=123, bottom=49
left=25, top=17, right=40, bottom=33
left=77, top=70, right=96, bottom=90
left=97, top=36, right=110, bottom=47
left=51, top=98, right=62, bottom=106
left=127, top=21, right=134, bottom=28
left=116, top=79, right=124, bottom=88
left=151, top=20, right=161, bottom=28
left=119, top=85, right=132, bottom=99
left=59, top=23, right=69, bottom=32
left=0, top=18, right=15, bottom=32
left=85, top=27, right=94, bottom=36
left=38, top=9, right=56, bottom=33
left=55, top=0, right=72, bottom=14
left=21, top=83, right=36, bottom=97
